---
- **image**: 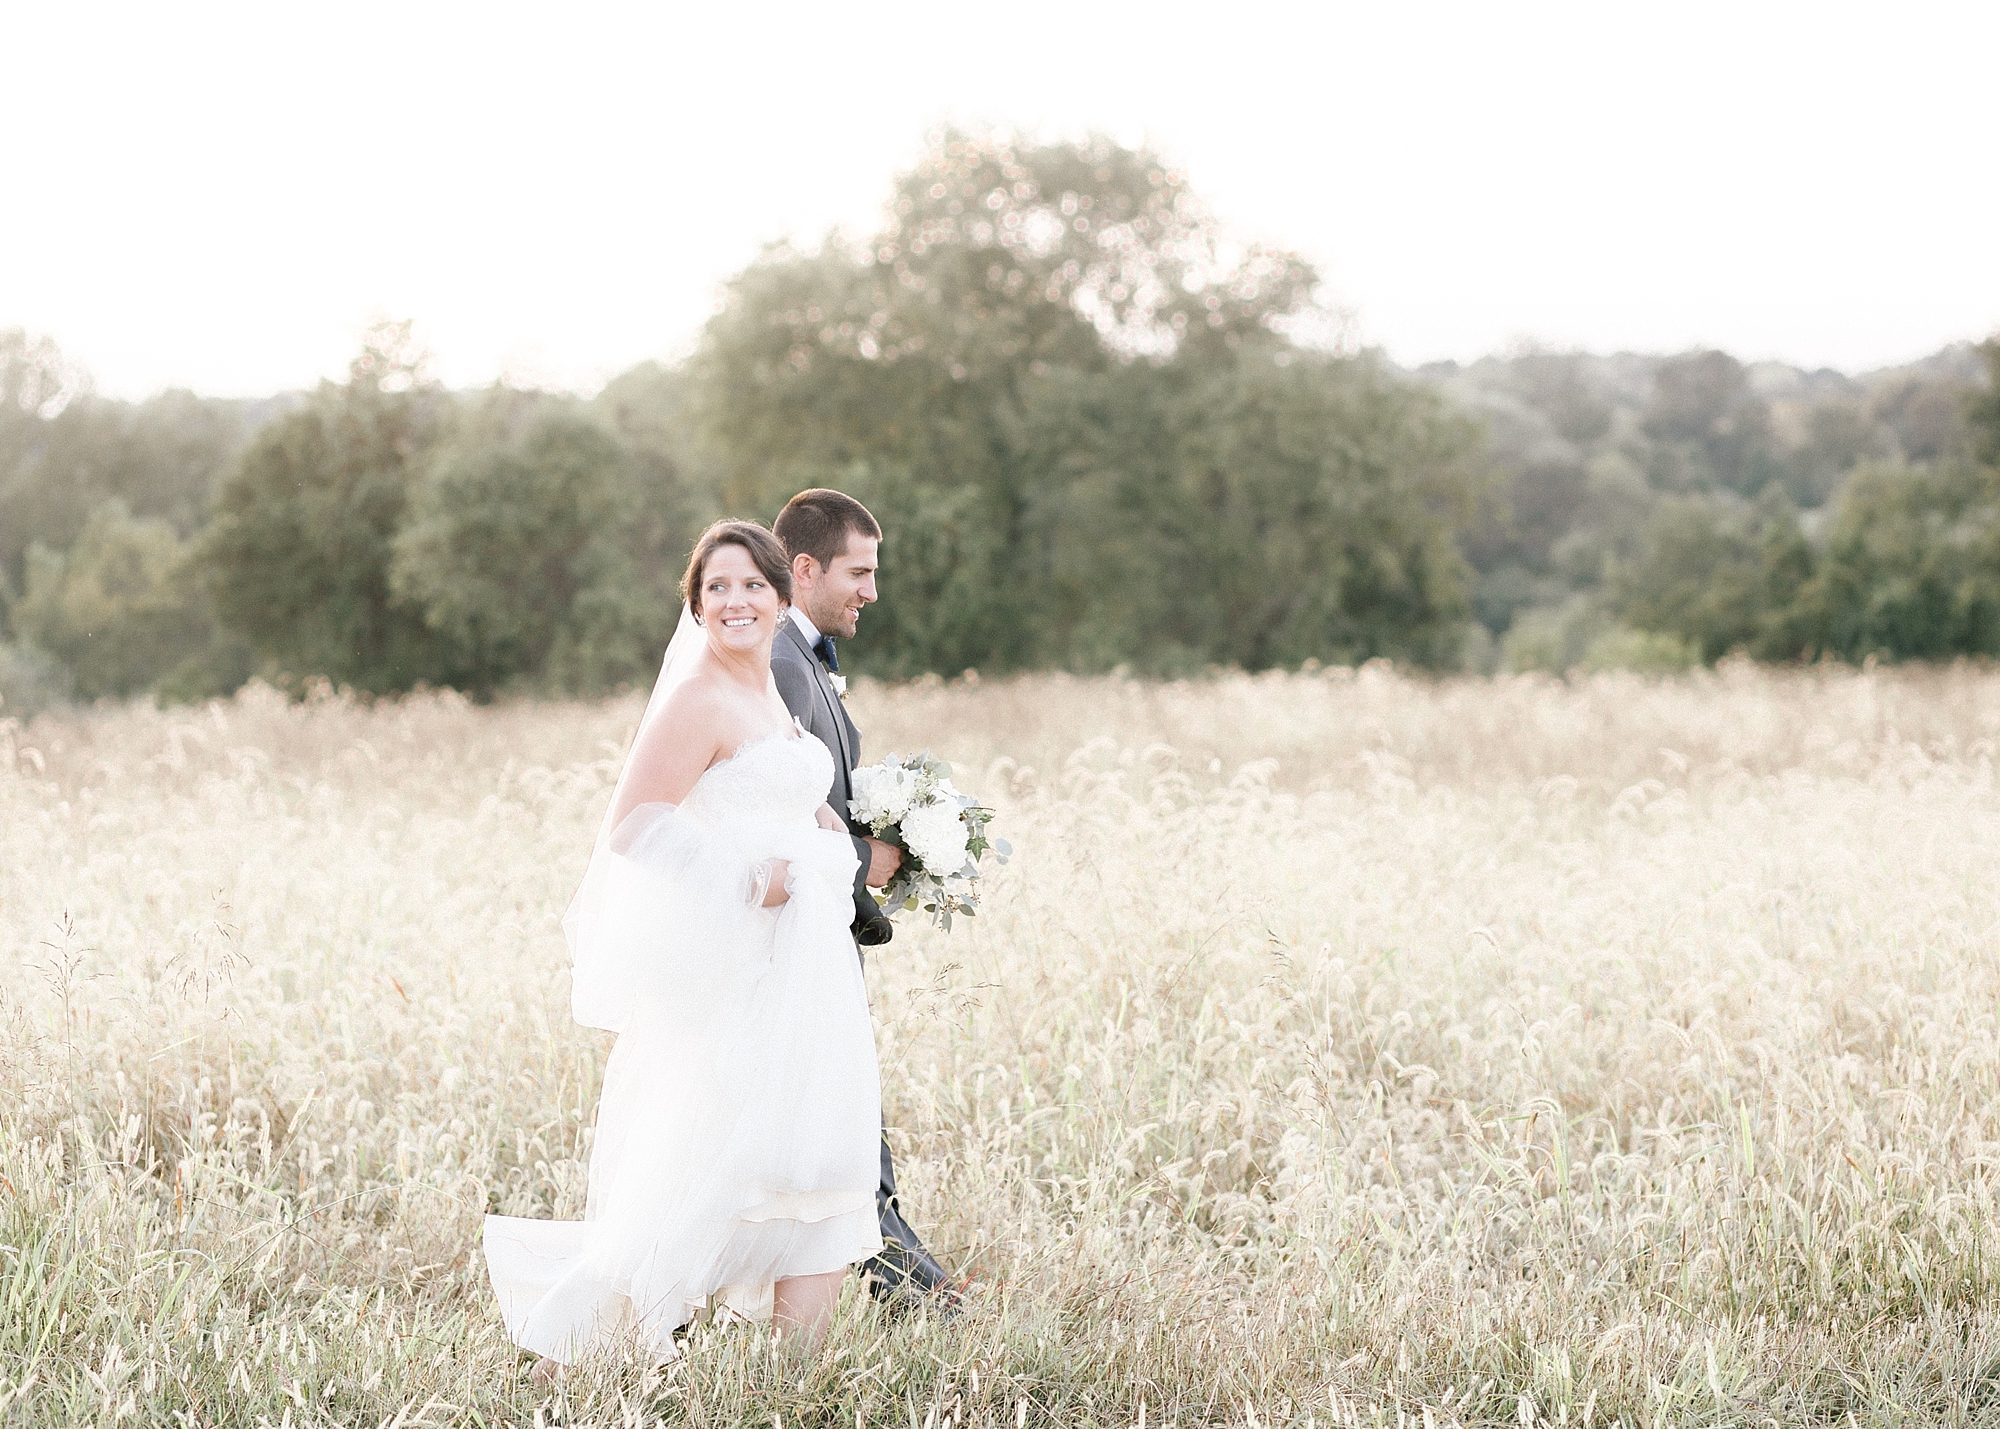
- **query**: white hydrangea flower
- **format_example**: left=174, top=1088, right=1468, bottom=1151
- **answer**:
left=900, top=798, right=970, bottom=876
left=850, top=761, right=917, bottom=827
left=886, top=765, right=920, bottom=818
left=848, top=766, right=891, bottom=826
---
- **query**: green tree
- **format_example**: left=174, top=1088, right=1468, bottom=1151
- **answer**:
left=1614, top=494, right=1816, bottom=662
left=1782, top=397, right=1886, bottom=507
left=594, top=361, right=712, bottom=520
left=690, top=129, right=1477, bottom=674
left=390, top=391, right=679, bottom=693
left=1, top=332, right=255, bottom=600
left=201, top=323, right=468, bottom=693
left=1967, top=338, right=2000, bottom=471
left=1019, top=351, right=1482, bottom=671
left=1799, top=461, right=2000, bottom=660
left=1642, top=350, right=1780, bottom=496
left=15, top=501, right=223, bottom=700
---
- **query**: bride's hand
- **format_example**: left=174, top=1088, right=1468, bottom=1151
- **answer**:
left=751, top=859, right=792, bottom=908
left=815, top=803, right=844, bottom=833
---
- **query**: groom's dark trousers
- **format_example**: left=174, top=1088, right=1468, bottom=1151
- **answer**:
left=770, top=617, right=957, bottom=1306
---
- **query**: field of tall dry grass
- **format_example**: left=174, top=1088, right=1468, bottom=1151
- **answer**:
left=5, top=663, right=2000, bottom=1426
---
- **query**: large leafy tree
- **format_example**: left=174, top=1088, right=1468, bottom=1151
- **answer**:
left=1019, top=352, right=1480, bottom=671
left=1781, top=347, right=2000, bottom=662
left=390, top=390, right=683, bottom=693
left=1613, top=494, right=1816, bottom=661
left=699, top=130, right=1318, bottom=477
left=201, top=323, right=469, bottom=692
left=691, top=129, right=1480, bottom=675
left=1799, top=461, right=2000, bottom=660
left=0, top=331, right=252, bottom=601
left=15, top=501, right=218, bottom=700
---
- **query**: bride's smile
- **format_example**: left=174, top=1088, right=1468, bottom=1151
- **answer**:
left=700, top=546, right=785, bottom=650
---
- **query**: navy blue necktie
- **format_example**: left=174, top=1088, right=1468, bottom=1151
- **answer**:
left=813, top=635, right=839, bottom=673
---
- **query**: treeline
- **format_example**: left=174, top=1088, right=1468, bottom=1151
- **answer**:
left=1, top=131, right=1485, bottom=708
left=1432, top=341, right=2000, bottom=670
left=2, top=130, right=1997, bottom=713
left=0, top=326, right=731, bottom=709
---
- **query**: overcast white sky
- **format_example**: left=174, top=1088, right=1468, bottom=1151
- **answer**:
left=9, top=1, right=1998, bottom=399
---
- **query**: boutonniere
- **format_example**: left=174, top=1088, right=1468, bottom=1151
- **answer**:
left=830, top=672, right=848, bottom=700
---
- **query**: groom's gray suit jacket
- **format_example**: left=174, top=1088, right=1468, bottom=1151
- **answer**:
left=770, top=619, right=894, bottom=947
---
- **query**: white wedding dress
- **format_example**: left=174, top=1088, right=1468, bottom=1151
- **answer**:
left=483, top=723, right=884, bottom=1364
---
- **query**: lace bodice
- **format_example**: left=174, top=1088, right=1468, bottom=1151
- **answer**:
left=679, top=723, right=835, bottom=830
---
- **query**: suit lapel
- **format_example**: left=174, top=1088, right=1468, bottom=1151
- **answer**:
left=784, top=620, right=855, bottom=770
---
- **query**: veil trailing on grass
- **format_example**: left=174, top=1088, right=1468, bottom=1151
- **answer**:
left=564, top=604, right=706, bottom=1032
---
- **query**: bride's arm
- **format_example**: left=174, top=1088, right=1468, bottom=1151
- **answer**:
left=611, top=682, right=729, bottom=829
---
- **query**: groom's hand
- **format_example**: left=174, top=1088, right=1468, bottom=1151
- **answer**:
left=862, top=837, right=902, bottom=888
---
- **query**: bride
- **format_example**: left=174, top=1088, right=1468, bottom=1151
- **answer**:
left=484, top=519, right=884, bottom=1368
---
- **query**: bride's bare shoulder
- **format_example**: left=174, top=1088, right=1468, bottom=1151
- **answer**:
left=615, top=673, right=735, bottom=817
left=648, top=672, right=730, bottom=748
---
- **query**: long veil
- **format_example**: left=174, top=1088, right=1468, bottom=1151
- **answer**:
left=565, top=604, right=705, bottom=1031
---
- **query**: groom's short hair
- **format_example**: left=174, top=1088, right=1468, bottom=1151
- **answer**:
left=774, top=489, right=882, bottom=572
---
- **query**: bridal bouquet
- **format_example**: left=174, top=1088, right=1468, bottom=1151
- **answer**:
left=848, top=752, right=1007, bottom=930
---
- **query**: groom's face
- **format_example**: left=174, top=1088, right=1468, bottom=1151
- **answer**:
left=798, top=533, right=879, bottom=640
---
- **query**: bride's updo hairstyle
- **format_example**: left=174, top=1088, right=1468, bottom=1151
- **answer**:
left=680, top=520, right=794, bottom=621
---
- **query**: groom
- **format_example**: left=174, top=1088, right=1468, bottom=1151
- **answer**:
left=769, top=487, right=961, bottom=1312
